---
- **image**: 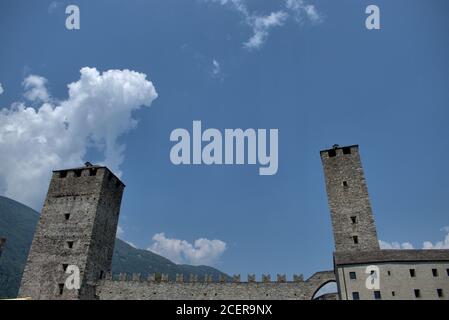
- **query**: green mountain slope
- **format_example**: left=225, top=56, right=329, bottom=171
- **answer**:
left=0, top=195, right=228, bottom=298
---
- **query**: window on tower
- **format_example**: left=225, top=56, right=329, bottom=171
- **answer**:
left=352, top=236, right=359, bottom=244
left=58, top=283, right=64, bottom=295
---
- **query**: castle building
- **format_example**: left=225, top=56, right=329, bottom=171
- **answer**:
left=321, top=145, right=449, bottom=300
left=18, top=145, right=449, bottom=300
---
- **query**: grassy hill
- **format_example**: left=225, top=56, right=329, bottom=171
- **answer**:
left=0, top=195, right=228, bottom=298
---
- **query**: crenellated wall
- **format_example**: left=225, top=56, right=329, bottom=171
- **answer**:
left=95, top=271, right=336, bottom=300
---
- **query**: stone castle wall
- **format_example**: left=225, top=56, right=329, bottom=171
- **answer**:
left=95, top=271, right=336, bottom=300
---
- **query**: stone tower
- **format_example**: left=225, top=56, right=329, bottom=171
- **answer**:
left=19, top=163, right=125, bottom=299
left=320, top=145, right=379, bottom=252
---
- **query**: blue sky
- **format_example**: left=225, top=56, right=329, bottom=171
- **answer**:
left=1, top=0, right=449, bottom=279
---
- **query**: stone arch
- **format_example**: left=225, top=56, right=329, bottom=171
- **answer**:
left=304, top=270, right=337, bottom=300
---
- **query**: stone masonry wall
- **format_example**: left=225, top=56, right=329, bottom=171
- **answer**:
left=95, top=271, right=336, bottom=300
left=320, top=145, right=380, bottom=252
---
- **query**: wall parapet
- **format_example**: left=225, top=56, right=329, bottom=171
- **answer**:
left=103, top=272, right=307, bottom=283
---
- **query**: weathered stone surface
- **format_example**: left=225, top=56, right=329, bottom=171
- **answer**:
left=18, top=165, right=125, bottom=300
left=320, top=145, right=380, bottom=252
left=95, top=271, right=336, bottom=300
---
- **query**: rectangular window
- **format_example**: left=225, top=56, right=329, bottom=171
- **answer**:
left=432, top=268, right=438, bottom=277
left=74, top=169, right=82, bottom=177
left=447, top=268, right=449, bottom=276
left=352, top=292, right=360, bottom=300
left=414, top=289, right=421, bottom=298
left=328, top=149, right=336, bottom=157
left=342, top=147, right=351, bottom=155
left=349, top=271, right=357, bottom=280
left=66, top=241, right=74, bottom=249
left=374, top=291, right=381, bottom=300
left=437, top=289, right=443, bottom=298
left=58, top=283, right=64, bottom=295
left=352, top=236, right=359, bottom=244
left=64, top=213, right=70, bottom=221
left=409, top=269, right=416, bottom=277
left=387, top=271, right=391, bottom=276
left=350, top=216, right=357, bottom=224
left=59, top=171, right=67, bottom=178
left=391, top=291, right=395, bottom=297
left=62, top=264, right=68, bottom=272
left=343, top=181, right=348, bottom=187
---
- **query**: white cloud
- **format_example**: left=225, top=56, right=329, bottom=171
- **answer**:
left=285, top=0, right=322, bottom=23
left=0, top=67, right=158, bottom=209
left=423, top=226, right=449, bottom=249
left=380, top=226, right=449, bottom=250
left=212, top=59, right=221, bottom=75
left=23, top=75, right=50, bottom=102
left=0, top=83, right=3, bottom=95
left=148, top=233, right=226, bottom=266
left=203, top=0, right=322, bottom=49
left=379, top=240, right=414, bottom=250
left=244, top=11, right=288, bottom=50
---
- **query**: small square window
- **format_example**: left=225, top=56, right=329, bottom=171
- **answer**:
left=414, top=289, right=421, bottom=298
left=409, top=269, right=416, bottom=277
left=89, top=168, right=97, bottom=176
left=432, top=268, right=438, bottom=277
left=352, top=236, right=359, bottom=244
left=350, top=216, right=357, bottom=224
left=59, top=171, right=67, bottom=178
left=437, top=289, right=443, bottom=298
left=349, top=271, right=357, bottom=280
left=64, top=213, right=70, bottom=221
left=58, top=283, right=64, bottom=295
left=343, top=181, right=348, bottom=187
left=374, top=291, right=381, bottom=300
left=342, top=147, right=351, bottom=155
left=74, top=169, right=82, bottom=177
left=328, top=149, right=336, bottom=157
left=352, top=292, right=360, bottom=300
left=66, top=241, right=74, bottom=249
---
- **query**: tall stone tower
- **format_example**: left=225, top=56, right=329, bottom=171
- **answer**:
left=320, top=145, right=379, bottom=252
left=19, top=163, right=125, bottom=299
